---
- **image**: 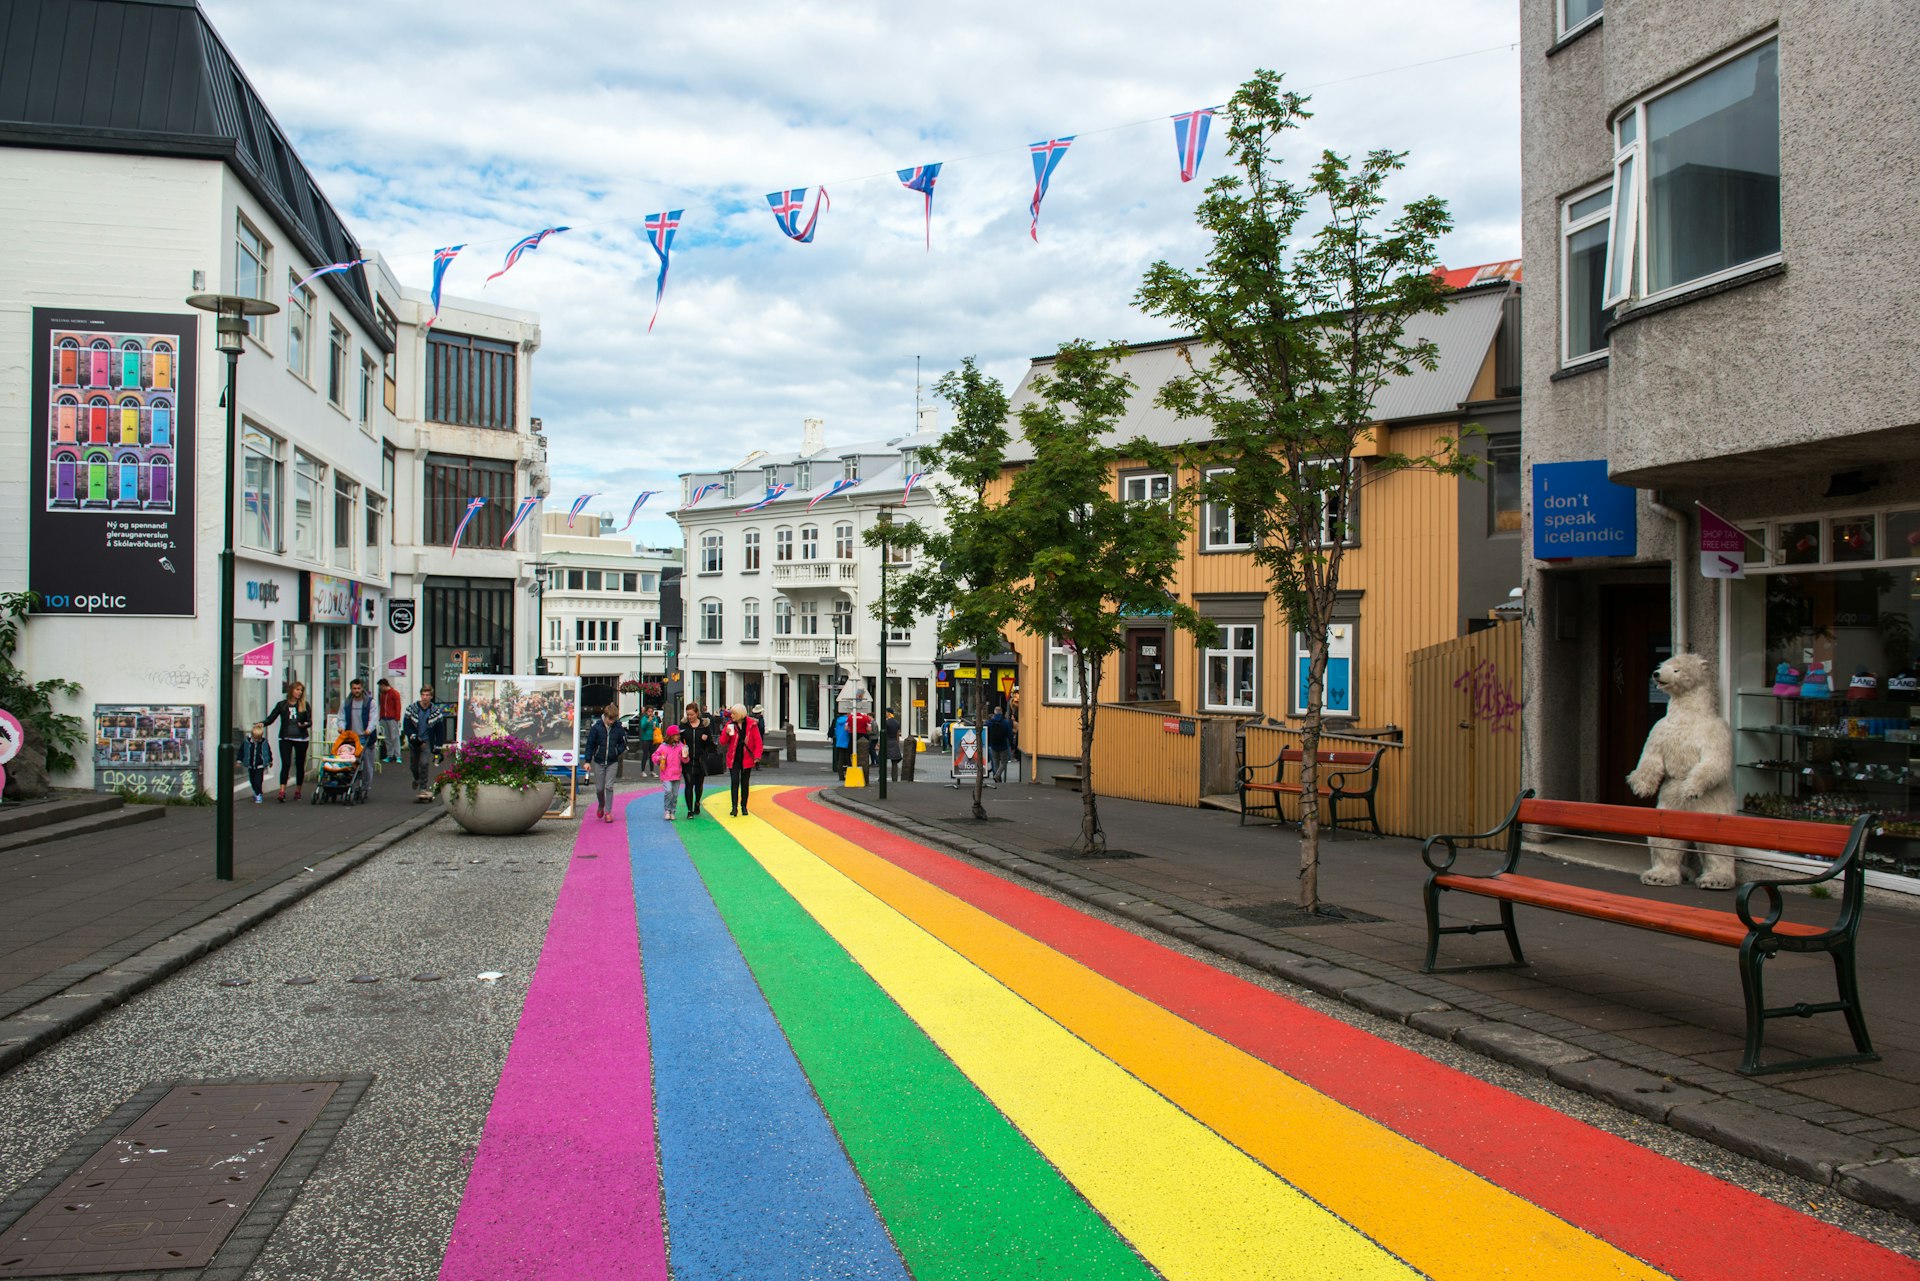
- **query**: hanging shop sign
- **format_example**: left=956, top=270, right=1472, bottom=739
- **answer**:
left=1698, top=504, right=1747, bottom=580
left=29, top=309, right=197, bottom=618
left=240, top=639, right=276, bottom=679
left=387, top=598, right=416, bottom=634
left=1531, top=459, right=1637, bottom=559
left=302, top=572, right=362, bottom=624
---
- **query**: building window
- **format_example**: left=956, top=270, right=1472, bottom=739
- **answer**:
left=425, top=330, right=519, bottom=429
left=834, top=522, right=855, bottom=559
left=800, top=524, right=820, bottom=560
left=700, top=531, right=723, bottom=574
left=797, top=673, right=821, bottom=730
left=888, top=623, right=912, bottom=644
left=775, top=527, right=794, bottom=562
left=900, top=449, right=918, bottom=476
left=843, top=455, right=860, bottom=481
left=1292, top=624, right=1355, bottom=717
left=742, top=598, right=761, bottom=641
left=723, top=472, right=737, bottom=499
left=1205, top=625, right=1259, bottom=712
left=241, top=425, right=282, bottom=552
left=327, top=319, right=350, bottom=408
left=574, top=619, right=621, bottom=652
left=1203, top=467, right=1250, bottom=550
left=548, top=618, right=564, bottom=650
left=564, top=569, right=583, bottom=590
left=1047, top=637, right=1082, bottom=704
left=1301, top=458, right=1357, bottom=546
left=622, top=573, right=638, bottom=592
left=1487, top=435, right=1523, bottom=534
left=641, top=571, right=659, bottom=592
left=585, top=570, right=603, bottom=590
left=235, top=215, right=270, bottom=341
left=292, top=451, right=325, bottom=561
left=1606, top=37, right=1780, bottom=308
left=377, top=299, right=398, bottom=412
left=1562, top=183, right=1612, bottom=365
left=1560, top=0, right=1601, bottom=37
left=332, top=475, right=357, bottom=570
left=798, top=599, right=820, bottom=636
left=699, top=599, right=722, bottom=642
left=743, top=530, right=761, bottom=570
left=359, top=352, right=378, bottom=430
left=832, top=599, right=853, bottom=635
left=365, top=491, right=386, bottom=575
left=286, top=276, right=313, bottom=379
left=886, top=538, right=912, bottom=565
left=774, top=598, right=793, bottom=636
left=423, top=452, right=514, bottom=546
left=1122, top=472, right=1171, bottom=504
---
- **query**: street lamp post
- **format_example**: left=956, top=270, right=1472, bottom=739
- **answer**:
left=185, top=293, right=279, bottom=882
left=877, top=508, right=892, bottom=800
left=527, top=562, right=554, bottom=676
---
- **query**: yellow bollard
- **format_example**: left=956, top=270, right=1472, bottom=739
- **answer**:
left=843, top=763, right=866, bottom=788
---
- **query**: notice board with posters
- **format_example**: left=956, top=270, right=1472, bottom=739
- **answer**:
left=93, top=703, right=203, bottom=797
left=30, top=308, right=197, bottom=618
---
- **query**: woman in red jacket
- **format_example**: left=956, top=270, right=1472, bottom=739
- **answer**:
left=721, top=702, right=764, bottom=817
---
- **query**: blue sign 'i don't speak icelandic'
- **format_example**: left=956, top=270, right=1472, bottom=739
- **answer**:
left=1531, top=459, right=1638, bottom=559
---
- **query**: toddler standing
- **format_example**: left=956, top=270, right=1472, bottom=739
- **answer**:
left=241, top=723, right=273, bottom=805
left=653, top=724, right=689, bottom=820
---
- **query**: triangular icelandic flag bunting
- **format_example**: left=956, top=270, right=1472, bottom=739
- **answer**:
left=501, top=496, right=540, bottom=546
left=450, top=497, right=486, bottom=556
left=766, top=187, right=831, bottom=243
left=428, top=245, right=463, bottom=328
left=1172, top=108, right=1215, bottom=183
left=567, top=494, right=596, bottom=528
left=901, top=471, right=929, bottom=504
left=1028, top=136, right=1075, bottom=242
left=644, top=211, right=682, bottom=333
left=807, top=476, right=863, bottom=509
left=289, top=259, right=369, bottom=298
left=486, top=226, right=569, bottom=284
left=620, top=491, right=662, bottom=531
left=897, top=164, right=942, bottom=250
left=685, top=482, right=724, bottom=509
left=741, top=484, right=790, bottom=513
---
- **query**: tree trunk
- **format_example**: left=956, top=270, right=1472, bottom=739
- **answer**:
left=1298, top=629, right=1329, bottom=912
left=1078, top=651, right=1102, bottom=851
left=971, top=668, right=987, bottom=820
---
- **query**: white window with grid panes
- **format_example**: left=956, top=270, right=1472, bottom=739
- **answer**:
left=292, top=451, right=324, bottom=562
left=743, top=529, right=761, bottom=571
left=832, top=599, right=853, bottom=635
left=1301, top=458, right=1357, bottom=546
left=1047, top=637, right=1081, bottom=704
left=327, top=318, right=350, bottom=408
left=241, top=425, right=282, bottom=553
left=774, top=598, right=793, bottom=636
left=236, top=216, right=270, bottom=342
left=1203, top=467, right=1250, bottom=550
left=286, top=276, right=313, bottom=379
left=1204, top=624, right=1258, bottom=712
left=801, top=525, right=819, bottom=559
left=742, top=598, right=761, bottom=641
left=575, top=619, right=621, bottom=653
left=1122, top=472, right=1171, bottom=504
left=834, top=522, right=855, bottom=558
left=1562, top=182, right=1612, bottom=366
left=364, top=491, right=385, bottom=575
left=798, top=599, right=820, bottom=636
left=775, top=526, right=794, bottom=562
left=700, top=531, right=723, bottom=574
left=332, top=475, right=357, bottom=570
left=699, top=599, right=722, bottom=642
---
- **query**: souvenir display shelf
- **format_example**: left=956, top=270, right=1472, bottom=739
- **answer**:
left=1737, top=689, right=1920, bottom=879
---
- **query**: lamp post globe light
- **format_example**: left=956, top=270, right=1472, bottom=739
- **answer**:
left=185, top=292, right=279, bottom=883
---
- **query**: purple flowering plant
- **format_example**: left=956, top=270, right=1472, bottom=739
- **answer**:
left=433, top=734, right=550, bottom=804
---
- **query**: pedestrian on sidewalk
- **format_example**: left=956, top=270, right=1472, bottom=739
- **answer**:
left=583, top=702, right=629, bottom=823
left=883, top=707, right=903, bottom=781
left=262, top=680, right=312, bottom=802
left=680, top=702, right=717, bottom=817
left=654, top=725, right=688, bottom=820
left=376, top=677, right=402, bottom=763
left=337, top=678, right=378, bottom=795
left=402, top=684, right=448, bottom=802
left=987, top=706, right=1013, bottom=783
left=241, top=723, right=273, bottom=804
left=830, top=710, right=851, bottom=776
left=634, top=708, right=659, bottom=778
left=721, top=703, right=763, bottom=817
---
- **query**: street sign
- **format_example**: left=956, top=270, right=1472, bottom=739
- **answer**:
left=1531, top=460, right=1637, bottom=559
left=387, top=597, right=416, bottom=634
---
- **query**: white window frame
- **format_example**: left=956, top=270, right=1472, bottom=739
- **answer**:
left=724, top=472, right=737, bottom=499
left=1291, top=623, right=1357, bottom=719
left=331, top=474, right=357, bottom=571
left=358, top=351, right=378, bottom=433
left=1561, top=180, right=1614, bottom=367
left=887, top=622, right=912, bottom=644
left=834, top=521, right=855, bottom=559
left=327, top=317, right=350, bottom=409
left=800, top=524, right=820, bottom=560
left=700, top=531, right=723, bottom=574
left=291, top=450, right=325, bottom=562
left=795, top=461, right=811, bottom=491
left=1559, top=0, right=1602, bottom=39
left=1301, top=457, right=1357, bottom=547
left=743, top=529, right=761, bottom=571
left=1203, top=624, right=1259, bottom=713
left=775, top=526, right=794, bottom=562
left=843, top=455, right=860, bottom=481
left=1046, top=636, right=1082, bottom=705
left=364, top=490, right=386, bottom=575
left=1202, top=466, right=1250, bottom=550
left=1122, top=471, right=1172, bottom=504
left=1604, top=33, right=1782, bottom=310
left=774, top=598, right=793, bottom=636
left=236, top=215, right=270, bottom=343
left=831, top=598, right=853, bottom=636
left=286, top=275, right=313, bottom=380
left=798, top=599, right=820, bottom=636
left=742, top=598, right=761, bottom=642
left=699, top=598, right=722, bottom=642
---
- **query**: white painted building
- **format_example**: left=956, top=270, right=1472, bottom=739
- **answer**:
left=533, top=513, right=679, bottom=713
left=673, top=415, right=946, bottom=743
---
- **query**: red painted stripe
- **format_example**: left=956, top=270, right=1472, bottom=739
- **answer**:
left=778, top=790, right=1920, bottom=1281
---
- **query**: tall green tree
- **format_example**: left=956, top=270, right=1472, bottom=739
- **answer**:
left=870, top=358, right=1014, bottom=819
left=1136, top=70, right=1473, bottom=909
left=998, top=341, right=1209, bottom=850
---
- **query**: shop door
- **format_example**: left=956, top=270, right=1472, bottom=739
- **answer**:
left=1599, top=584, right=1672, bottom=806
left=1127, top=629, right=1167, bottom=702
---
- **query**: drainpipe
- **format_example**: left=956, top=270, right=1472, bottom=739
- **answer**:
left=1647, top=492, right=1689, bottom=654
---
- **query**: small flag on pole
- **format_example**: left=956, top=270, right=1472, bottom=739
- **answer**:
left=501, top=496, right=540, bottom=546
left=897, top=164, right=942, bottom=249
left=486, top=226, right=569, bottom=284
left=450, top=497, right=486, bottom=556
left=741, top=483, right=790, bottom=513
left=766, top=187, right=831, bottom=243
left=567, top=494, right=596, bottom=528
left=901, top=471, right=929, bottom=504
left=288, top=259, right=369, bottom=298
left=620, top=491, right=662, bottom=531
left=1028, top=136, right=1075, bottom=242
left=807, top=477, right=863, bottom=509
left=685, top=482, right=724, bottom=508
left=428, top=245, right=464, bottom=328
left=644, top=211, right=682, bottom=332
left=1171, top=108, right=1215, bottom=183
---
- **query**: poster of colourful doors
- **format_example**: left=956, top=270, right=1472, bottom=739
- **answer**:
left=30, top=308, right=196, bottom=617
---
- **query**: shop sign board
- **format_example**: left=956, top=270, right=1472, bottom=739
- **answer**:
left=238, top=567, right=299, bottom=622
left=92, top=703, right=202, bottom=797
left=29, top=308, right=198, bottom=617
left=1531, top=459, right=1636, bottom=559
left=949, top=720, right=984, bottom=781
left=387, top=598, right=416, bottom=633
left=240, top=639, right=276, bottom=679
left=303, top=572, right=362, bottom=624
left=1698, top=505, right=1746, bottom=579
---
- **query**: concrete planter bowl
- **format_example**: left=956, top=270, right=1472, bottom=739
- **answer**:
left=442, top=781, right=556, bottom=836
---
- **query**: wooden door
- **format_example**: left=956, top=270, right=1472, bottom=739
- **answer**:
left=1599, top=583, right=1671, bottom=805
left=1127, top=628, right=1167, bottom=702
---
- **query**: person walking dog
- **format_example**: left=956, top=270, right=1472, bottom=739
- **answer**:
left=721, top=703, right=763, bottom=817
left=583, top=702, right=629, bottom=823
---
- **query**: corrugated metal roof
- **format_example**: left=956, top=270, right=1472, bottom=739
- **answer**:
left=0, top=0, right=386, bottom=346
left=1001, top=284, right=1513, bottom=462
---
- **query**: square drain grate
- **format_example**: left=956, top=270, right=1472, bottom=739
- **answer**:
left=0, top=1078, right=364, bottom=1278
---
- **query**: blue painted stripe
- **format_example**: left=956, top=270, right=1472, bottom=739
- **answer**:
left=627, top=811, right=909, bottom=1281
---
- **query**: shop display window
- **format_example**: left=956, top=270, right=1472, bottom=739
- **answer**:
left=1776, top=520, right=1820, bottom=566
left=1830, top=518, right=1875, bottom=563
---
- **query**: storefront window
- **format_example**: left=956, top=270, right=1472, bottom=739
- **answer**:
left=797, top=673, right=821, bottom=730
left=1777, top=520, right=1820, bottom=566
left=1831, top=518, right=1876, bottom=564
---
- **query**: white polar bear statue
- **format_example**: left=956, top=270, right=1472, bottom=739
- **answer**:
left=1625, top=652, right=1738, bottom=890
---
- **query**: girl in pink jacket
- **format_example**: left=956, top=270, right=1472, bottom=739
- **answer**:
left=653, top=725, right=689, bottom=820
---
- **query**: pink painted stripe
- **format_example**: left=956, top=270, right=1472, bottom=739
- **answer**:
left=439, top=792, right=668, bottom=1280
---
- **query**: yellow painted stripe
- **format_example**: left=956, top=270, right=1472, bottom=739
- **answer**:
left=723, top=807, right=1418, bottom=1281
left=754, top=798, right=1674, bottom=1281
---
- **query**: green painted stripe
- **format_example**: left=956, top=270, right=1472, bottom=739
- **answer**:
left=678, top=820, right=1159, bottom=1281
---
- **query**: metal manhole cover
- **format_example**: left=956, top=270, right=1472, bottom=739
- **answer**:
left=0, top=1081, right=340, bottom=1276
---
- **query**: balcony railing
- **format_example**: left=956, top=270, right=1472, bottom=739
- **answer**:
left=771, top=636, right=858, bottom=662
left=772, top=560, right=858, bottom=586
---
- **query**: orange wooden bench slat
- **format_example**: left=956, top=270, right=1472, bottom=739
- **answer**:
left=1277, top=749, right=1379, bottom=766
left=1516, top=798, right=1852, bottom=859
left=1431, top=872, right=1827, bottom=947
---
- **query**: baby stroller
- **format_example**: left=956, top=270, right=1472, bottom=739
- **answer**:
left=313, top=730, right=371, bottom=806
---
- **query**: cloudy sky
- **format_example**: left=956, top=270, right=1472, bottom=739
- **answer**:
left=202, top=0, right=1519, bottom=549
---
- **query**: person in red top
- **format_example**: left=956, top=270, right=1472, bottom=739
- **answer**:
left=721, top=703, right=764, bottom=817
left=375, top=677, right=404, bottom=764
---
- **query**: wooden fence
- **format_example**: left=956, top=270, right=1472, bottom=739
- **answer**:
left=1407, top=620, right=1524, bottom=848
left=1242, top=724, right=1412, bottom=834
left=1087, top=703, right=1206, bottom=808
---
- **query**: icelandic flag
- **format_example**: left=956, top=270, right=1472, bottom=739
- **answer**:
left=1172, top=108, right=1215, bottom=183
left=486, top=226, right=569, bottom=284
left=428, top=245, right=464, bottom=328
left=644, top=211, right=682, bottom=332
left=897, top=164, right=942, bottom=249
left=450, top=497, right=487, bottom=556
left=501, top=495, right=540, bottom=546
left=742, top=483, right=790, bottom=513
left=567, top=494, right=596, bottom=528
left=766, top=187, right=831, bottom=243
left=1028, top=136, right=1075, bottom=242
left=289, top=259, right=369, bottom=298
left=901, top=471, right=929, bottom=504
left=620, top=490, right=662, bottom=531
left=685, top=482, right=724, bottom=508
left=807, top=476, right=862, bottom=509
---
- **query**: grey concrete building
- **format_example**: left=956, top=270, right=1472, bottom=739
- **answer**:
left=1520, top=0, right=1920, bottom=891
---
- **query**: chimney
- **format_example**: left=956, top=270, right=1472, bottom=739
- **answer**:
left=917, top=406, right=938, bottom=436
left=801, top=416, right=825, bottom=457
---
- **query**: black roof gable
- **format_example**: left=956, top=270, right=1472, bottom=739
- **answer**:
left=0, top=0, right=389, bottom=347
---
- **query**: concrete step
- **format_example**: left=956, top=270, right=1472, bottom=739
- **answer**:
left=0, top=802, right=166, bottom=855
left=1051, top=773, right=1083, bottom=792
left=1199, top=793, right=1243, bottom=814
left=0, top=792, right=128, bottom=839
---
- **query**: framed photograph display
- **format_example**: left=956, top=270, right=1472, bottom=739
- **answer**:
left=455, top=675, right=580, bottom=819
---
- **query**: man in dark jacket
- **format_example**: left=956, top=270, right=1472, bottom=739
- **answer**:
left=986, top=707, right=1013, bottom=783
left=583, top=703, right=629, bottom=822
left=402, top=685, right=448, bottom=802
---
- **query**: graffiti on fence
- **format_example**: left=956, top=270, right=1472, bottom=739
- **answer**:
left=1454, top=658, right=1523, bottom=734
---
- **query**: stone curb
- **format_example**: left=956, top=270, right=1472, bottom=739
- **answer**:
left=820, top=790, right=1920, bottom=1224
left=0, top=808, right=446, bottom=1078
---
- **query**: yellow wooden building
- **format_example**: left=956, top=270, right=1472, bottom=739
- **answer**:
left=991, top=274, right=1523, bottom=828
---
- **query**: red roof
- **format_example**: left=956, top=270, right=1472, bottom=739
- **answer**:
left=1435, top=260, right=1522, bottom=288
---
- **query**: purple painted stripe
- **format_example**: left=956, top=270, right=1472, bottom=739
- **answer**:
left=438, top=792, right=668, bottom=1281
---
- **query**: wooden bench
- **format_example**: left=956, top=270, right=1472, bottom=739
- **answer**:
left=1238, top=748, right=1382, bottom=832
left=1421, top=793, right=1877, bottom=1076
